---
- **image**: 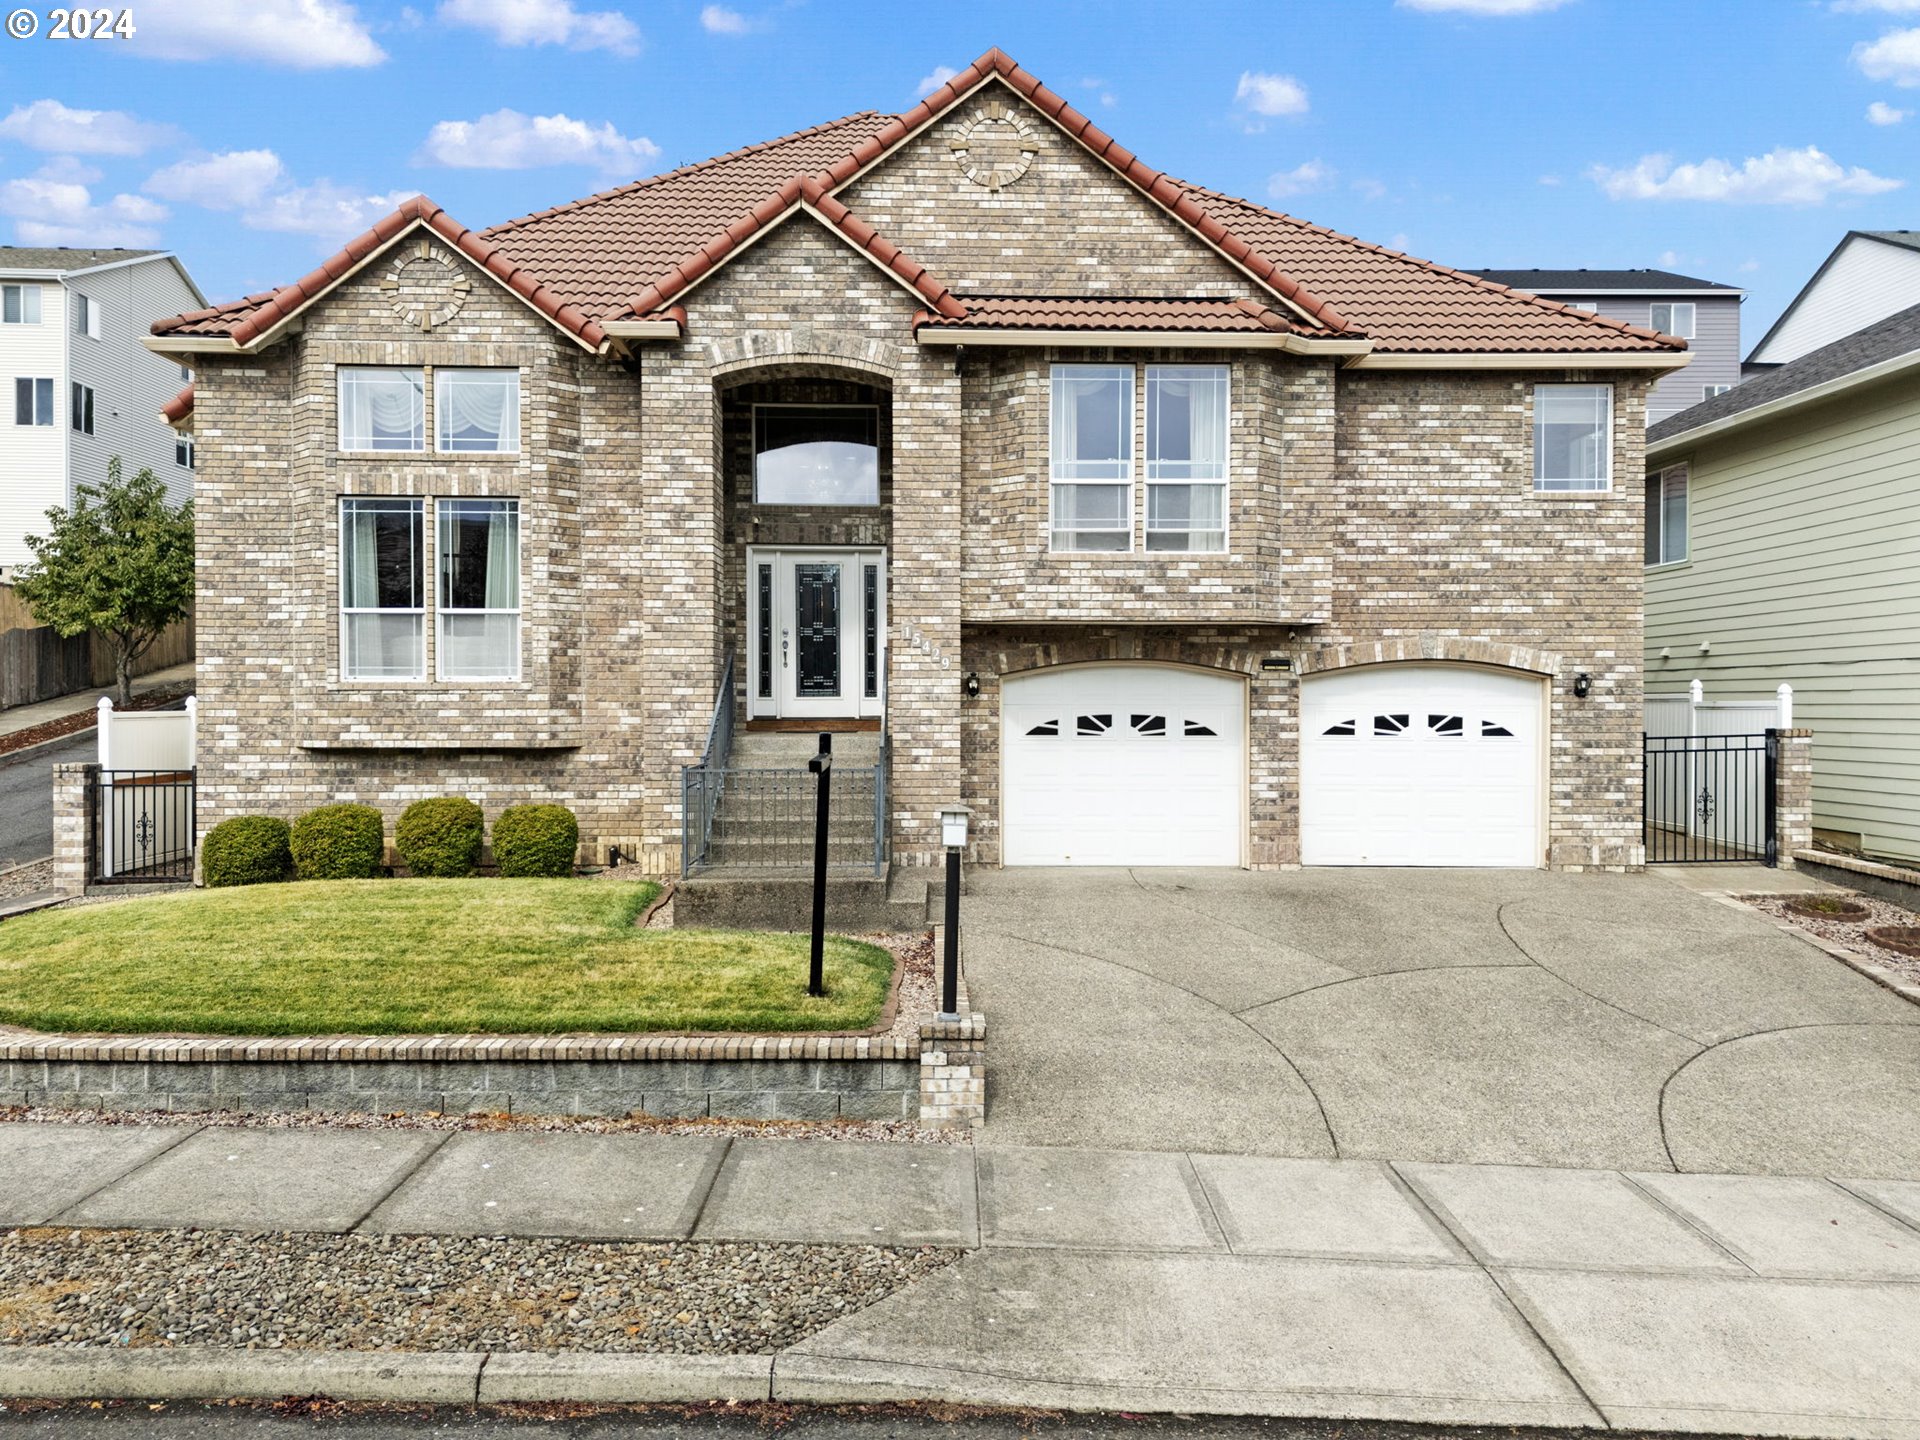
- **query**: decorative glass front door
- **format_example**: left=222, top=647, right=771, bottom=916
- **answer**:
left=752, top=549, right=885, bottom=719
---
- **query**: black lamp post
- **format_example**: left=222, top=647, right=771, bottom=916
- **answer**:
left=806, top=733, right=832, bottom=997
left=936, top=804, right=971, bottom=1020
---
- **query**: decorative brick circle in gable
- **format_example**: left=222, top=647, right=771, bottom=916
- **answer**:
left=379, top=238, right=471, bottom=332
left=948, top=100, right=1038, bottom=192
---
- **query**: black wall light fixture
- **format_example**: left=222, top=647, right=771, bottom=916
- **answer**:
left=963, top=672, right=981, bottom=698
left=1572, top=672, right=1592, bottom=698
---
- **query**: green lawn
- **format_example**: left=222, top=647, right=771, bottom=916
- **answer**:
left=0, top=880, right=894, bottom=1037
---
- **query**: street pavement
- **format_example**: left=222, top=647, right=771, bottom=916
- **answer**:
left=3, top=1123, right=1919, bottom=1435
left=0, top=733, right=89, bottom=870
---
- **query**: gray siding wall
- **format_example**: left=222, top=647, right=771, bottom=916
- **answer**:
left=1561, top=295, right=1742, bottom=423
left=1645, top=374, right=1920, bottom=862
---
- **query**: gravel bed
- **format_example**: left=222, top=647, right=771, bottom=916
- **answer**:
left=0, top=1228, right=959, bottom=1353
left=1746, top=891, right=1920, bottom=990
left=0, top=858, right=55, bottom=901
left=0, top=1106, right=967, bottom=1143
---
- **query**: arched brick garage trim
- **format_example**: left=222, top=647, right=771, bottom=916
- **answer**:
left=1296, top=634, right=1563, bottom=680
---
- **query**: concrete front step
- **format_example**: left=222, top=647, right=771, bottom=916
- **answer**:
left=727, top=733, right=882, bottom=767
left=675, top=870, right=920, bottom=931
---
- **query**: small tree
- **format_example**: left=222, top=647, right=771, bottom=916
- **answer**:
left=13, top=459, right=194, bottom=706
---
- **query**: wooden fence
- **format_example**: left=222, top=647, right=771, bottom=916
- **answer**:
left=0, top=585, right=195, bottom=711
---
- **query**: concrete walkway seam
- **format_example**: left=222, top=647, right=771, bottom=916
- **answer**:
left=39, top=1125, right=204, bottom=1228
left=342, top=1129, right=456, bottom=1233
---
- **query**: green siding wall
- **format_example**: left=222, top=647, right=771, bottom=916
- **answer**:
left=1646, top=375, right=1920, bottom=863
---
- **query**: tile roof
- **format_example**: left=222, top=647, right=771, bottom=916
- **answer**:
left=1468, top=268, right=1741, bottom=293
left=1649, top=299, right=1920, bottom=446
left=150, top=48, right=1681, bottom=360
left=160, top=384, right=194, bottom=426
left=915, top=295, right=1330, bottom=335
left=152, top=195, right=614, bottom=350
left=0, top=246, right=161, bottom=271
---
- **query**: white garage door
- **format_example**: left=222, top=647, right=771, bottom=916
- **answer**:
left=1002, top=665, right=1245, bottom=866
left=1300, top=664, right=1545, bottom=867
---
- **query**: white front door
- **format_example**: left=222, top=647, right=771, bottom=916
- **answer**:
left=1299, top=663, right=1546, bottom=867
left=1001, top=664, right=1247, bottom=866
left=747, top=548, right=886, bottom=720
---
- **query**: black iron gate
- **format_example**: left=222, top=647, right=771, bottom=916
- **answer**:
left=89, top=768, right=197, bottom=883
left=1642, top=731, right=1777, bottom=865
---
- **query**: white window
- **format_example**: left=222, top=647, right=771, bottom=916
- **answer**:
left=340, top=497, right=425, bottom=680
left=178, top=364, right=192, bottom=382
left=70, top=382, right=94, bottom=436
left=1645, top=464, right=1688, bottom=566
left=1649, top=302, right=1695, bottom=340
left=13, top=377, right=53, bottom=426
left=175, top=434, right=195, bottom=470
left=435, top=368, right=521, bottom=454
left=1, top=284, right=41, bottom=324
left=1566, top=301, right=1598, bottom=313
left=1050, top=364, right=1134, bottom=551
left=339, top=367, right=425, bottom=452
left=71, top=293, right=101, bottom=340
left=1703, top=383, right=1732, bottom=400
left=1145, top=365, right=1228, bottom=553
left=752, top=406, right=879, bottom=505
left=1533, top=384, right=1612, bottom=493
left=436, top=498, right=520, bottom=681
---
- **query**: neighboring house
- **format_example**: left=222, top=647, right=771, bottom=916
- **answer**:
left=147, top=48, right=1687, bottom=875
left=1645, top=301, right=1920, bottom=864
left=1746, top=231, right=1920, bottom=375
left=1469, top=269, right=1742, bottom=423
left=0, top=247, right=205, bottom=575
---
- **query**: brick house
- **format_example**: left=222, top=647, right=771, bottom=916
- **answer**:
left=147, top=49, right=1686, bottom=876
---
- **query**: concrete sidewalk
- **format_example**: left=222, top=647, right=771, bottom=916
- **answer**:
left=0, top=662, right=195, bottom=745
left=3, top=1123, right=1919, bottom=1435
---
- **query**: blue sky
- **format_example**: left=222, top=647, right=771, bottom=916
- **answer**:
left=1, top=0, right=1916, bottom=343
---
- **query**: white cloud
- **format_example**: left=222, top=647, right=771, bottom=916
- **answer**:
left=0, top=99, right=175, bottom=156
left=915, top=66, right=961, bottom=99
left=1079, top=77, right=1118, bottom=108
left=131, top=0, right=385, bottom=67
left=1868, top=99, right=1912, bottom=123
left=1235, top=71, right=1309, bottom=130
left=1739, top=258, right=1762, bottom=272
left=416, top=109, right=660, bottom=172
left=246, top=181, right=421, bottom=244
left=700, top=4, right=754, bottom=33
left=1386, top=232, right=1413, bottom=252
left=1588, top=146, right=1903, bottom=205
left=438, top=0, right=640, bottom=55
left=1397, top=0, right=1572, bottom=11
left=1833, top=0, right=1920, bottom=11
left=1352, top=177, right=1388, bottom=200
left=1658, top=249, right=1686, bottom=267
left=144, top=150, right=285, bottom=209
left=0, top=164, right=168, bottom=247
left=1856, top=27, right=1920, bottom=84
left=1537, top=173, right=1564, bottom=186
left=1266, top=160, right=1335, bottom=200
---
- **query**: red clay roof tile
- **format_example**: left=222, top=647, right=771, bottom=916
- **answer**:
left=150, top=49, right=1680, bottom=359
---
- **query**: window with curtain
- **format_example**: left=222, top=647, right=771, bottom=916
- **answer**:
left=436, top=498, right=520, bottom=681
left=1050, top=364, right=1133, bottom=551
left=340, top=497, right=424, bottom=680
left=1649, top=302, right=1695, bottom=340
left=2, top=284, right=41, bottom=324
left=339, top=367, right=425, bottom=452
left=1533, top=384, right=1612, bottom=492
left=753, top=406, right=879, bottom=504
left=1645, top=464, right=1689, bottom=566
left=1145, top=365, right=1228, bottom=552
left=436, top=369, right=521, bottom=453
left=13, top=377, right=53, bottom=426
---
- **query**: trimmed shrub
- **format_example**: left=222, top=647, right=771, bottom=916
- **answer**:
left=201, top=815, right=292, bottom=889
left=492, top=804, right=580, bottom=878
left=395, top=797, right=485, bottom=878
left=290, top=803, right=386, bottom=880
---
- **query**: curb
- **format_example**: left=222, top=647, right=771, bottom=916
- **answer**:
left=0, top=1347, right=776, bottom=1406
left=1715, top=891, right=1920, bottom=1009
left=0, top=725, right=96, bottom=769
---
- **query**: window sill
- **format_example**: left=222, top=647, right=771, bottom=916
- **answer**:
left=1645, top=558, right=1692, bottom=573
left=336, top=450, right=523, bottom=462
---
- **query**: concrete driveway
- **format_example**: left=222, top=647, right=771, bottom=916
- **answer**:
left=963, top=867, right=1920, bottom=1176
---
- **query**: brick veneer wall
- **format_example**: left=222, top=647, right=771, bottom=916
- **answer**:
left=1774, top=729, right=1814, bottom=868
left=184, top=101, right=1656, bottom=874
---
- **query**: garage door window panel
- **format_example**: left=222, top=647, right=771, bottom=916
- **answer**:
left=1050, top=365, right=1133, bottom=552
left=1145, top=366, right=1228, bottom=553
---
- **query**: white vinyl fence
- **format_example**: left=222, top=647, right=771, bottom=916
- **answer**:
left=96, top=695, right=196, bottom=880
left=1644, top=681, right=1790, bottom=854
